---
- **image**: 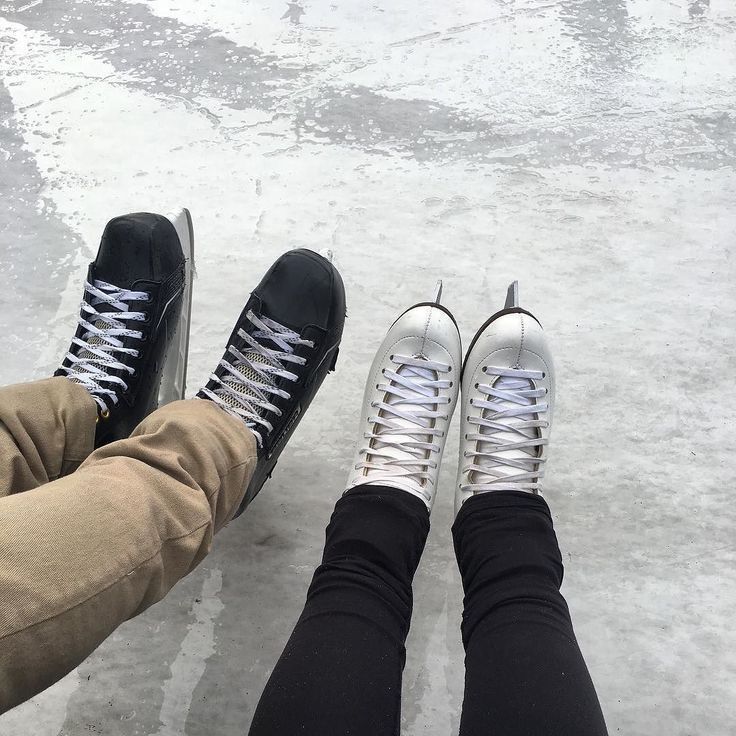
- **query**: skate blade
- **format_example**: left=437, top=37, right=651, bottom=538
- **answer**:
left=504, top=280, right=519, bottom=309
left=159, top=207, right=195, bottom=405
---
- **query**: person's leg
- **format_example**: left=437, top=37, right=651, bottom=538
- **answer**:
left=455, top=288, right=607, bottom=735
left=250, top=297, right=462, bottom=736
left=0, top=397, right=256, bottom=713
left=0, top=377, right=98, bottom=497
left=0, top=210, right=206, bottom=710
left=0, top=218, right=345, bottom=712
left=249, top=486, right=428, bottom=736
left=453, top=492, right=608, bottom=736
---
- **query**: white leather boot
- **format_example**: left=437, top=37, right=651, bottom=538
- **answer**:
left=455, top=282, right=554, bottom=516
left=345, top=284, right=461, bottom=511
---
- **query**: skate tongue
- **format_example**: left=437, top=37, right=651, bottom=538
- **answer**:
left=475, top=375, right=538, bottom=484
left=212, top=315, right=303, bottom=418
left=67, top=280, right=140, bottom=387
left=367, top=357, right=436, bottom=472
left=219, top=347, right=281, bottom=411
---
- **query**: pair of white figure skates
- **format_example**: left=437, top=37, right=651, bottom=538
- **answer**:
left=345, top=282, right=554, bottom=516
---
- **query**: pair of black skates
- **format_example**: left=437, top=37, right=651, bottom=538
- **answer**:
left=56, top=210, right=344, bottom=516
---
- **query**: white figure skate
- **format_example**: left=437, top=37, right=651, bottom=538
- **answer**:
left=345, top=282, right=462, bottom=511
left=456, top=282, right=554, bottom=515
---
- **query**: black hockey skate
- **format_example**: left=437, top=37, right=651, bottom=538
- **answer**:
left=57, top=210, right=195, bottom=447
left=198, top=248, right=346, bottom=515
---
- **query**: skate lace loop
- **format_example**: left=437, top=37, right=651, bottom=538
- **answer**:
left=461, top=366, right=549, bottom=493
left=199, top=311, right=314, bottom=446
left=356, top=354, right=451, bottom=505
left=59, top=279, right=150, bottom=413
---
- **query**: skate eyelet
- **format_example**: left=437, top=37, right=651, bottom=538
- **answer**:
left=99, top=409, right=110, bottom=421
left=542, top=372, right=546, bottom=378
left=474, top=382, right=479, bottom=389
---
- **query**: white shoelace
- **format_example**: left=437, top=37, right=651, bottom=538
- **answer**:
left=59, top=279, right=150, bottom=413
left=355, top=354, right=452, bottom=505
left=462, top=366, right=549, bottom=494
left=199, top=310, right=314, bottom=446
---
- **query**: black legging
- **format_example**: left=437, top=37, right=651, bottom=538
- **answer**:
left=248, top=487, right=608, bottom=736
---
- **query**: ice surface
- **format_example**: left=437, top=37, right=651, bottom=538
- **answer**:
left=0, top=1, right=735, bottom=734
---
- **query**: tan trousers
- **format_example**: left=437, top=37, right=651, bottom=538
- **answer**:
left=0, top=377, right=257, bottom=713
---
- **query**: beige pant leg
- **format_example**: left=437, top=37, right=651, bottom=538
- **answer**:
left=0, top=377, right=98, bottom=497
left=0, top=398, right=257, bottom=714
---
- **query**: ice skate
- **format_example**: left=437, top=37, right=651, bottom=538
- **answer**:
left=57, top=210, right=194, bottom=447
left=198, top=248, right=346, bottom=516
left=456, top=281, right=554, bottom=515
left=345, top=282, right=461, bottom=511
